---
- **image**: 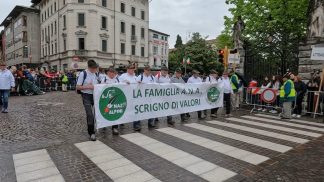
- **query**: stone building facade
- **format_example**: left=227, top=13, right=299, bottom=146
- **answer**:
left=148, top=29, right=169, bottom=69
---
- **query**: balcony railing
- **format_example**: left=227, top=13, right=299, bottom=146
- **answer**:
left=131, top=35, right=137, bottom=42
left=75, top=50, right=88, bottom=56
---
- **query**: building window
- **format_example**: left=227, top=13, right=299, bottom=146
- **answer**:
left=63, top=0, right=65, bottom=5
left=78, top=13, right=85, bottom=27
left=79, top=38, right=85, bottom=50
left=102, top=0, right=107, bottom=7
left=78, top=0, right=84, bottom=3
left=63, top=64, right=68, bottom=71
left=23, top=16, right=27, bottom=26
left=23, top=46, right=28, bottom=58
left=141, top=11, right=145, bottom=20
left=161, top=48, right=164, bottom=55
left=51, top=44, right=54, bottom=55
left=22, top=31, right=27, bottom=42
left=102, top=40, right=107, bottom=52
left=51, top=23, right=53, bottom=36
left=54, top=2, right=57, bottom=11
left=121, top=3, right=125, bottom=13
left=63, top=15, right=66, bottom=29
left=153, top=46, right=158, bottom=55
left=154, top=58, right=157, bottom=66
left=42, top=14, right=44, bottom=22
left=131, top=25, right=136, bottom=36
left=54, top=21, right=57, bottom=34
left=131, top=45, right=136, bottom=55
left=131, top=7, right=136, bottom=17
left=120, top=22, right=125, bottom=33
left=55, top=42, right=57, bottom=54
left=153, top=34, right=158, bottom=39
left=101, top=16, right=107, bottom=29
left=63, top=39, right=67, bottom=51
left=141, top=46, right=144, bottom=57
left=51, top=5, right=53, bottom=15
left=121, top=43, right=125, bottom=54
left=141, top=28, right=145, bottom=39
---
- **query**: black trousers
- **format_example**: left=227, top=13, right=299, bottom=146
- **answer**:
left=294, top=95, right=303, bottom=115
left=82, top=93, right=95, bottom=135
left=224, top=93, right=231, bottom=114
left=211, top=108, right=218, bottom=114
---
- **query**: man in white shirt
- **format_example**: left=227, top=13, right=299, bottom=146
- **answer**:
left=136, top=66, right=156, bottom=129
left=154, top=66, right=173, bottom=125
left=222, top=72, right=234, bottom=117
left=76, top=60, right=100, bottom=141
left=187, top=70, right=206, bottom=120
left=0, top=61, right=15, bottom=113
left=205, top=70, right=220, bottom=118
left=101, top=67, right=120, bottom=135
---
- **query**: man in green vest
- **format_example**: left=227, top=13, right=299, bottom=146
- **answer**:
left=230, top=70, right=241, bottom=110
left=280, top=74, right=296, bottom=119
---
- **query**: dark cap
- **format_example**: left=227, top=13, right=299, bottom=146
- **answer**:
left=175, top=68, right=182, bottom=73
left=144, top=65, right=151, bottom=70
left=210, top=69, right=218, bottom=74
left=192, top=70, right=200, bottom=74
left=127, top=64, right=135, bottom=69
left=161, top=66, right=169, bottom=71
left=88, top=60, right=99, bottom=68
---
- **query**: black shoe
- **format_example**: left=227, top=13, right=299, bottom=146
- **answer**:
left=148, top=124, right=156, bottom=129
left=112, top=128, right=119, bottom=135
left=167, top=120, right=175, bottom=126
left=120, top=124, right=125, bottom=129
left=134, top=127, right=141, bottom=132
left=186, top=113, right=191, bottom=118
left=154, top=118, right=159, bottom=122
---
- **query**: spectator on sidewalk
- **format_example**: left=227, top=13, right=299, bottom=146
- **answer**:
left=0, top=61, right=15, bottom=113
left=230, top=70, right=241, bottom=110
left=280, top=74, right=296, bottom=119
left=293, top=76, right=307, bottom=118
left=76, top=60, right=100, bottom=141
left=61, top=71, right=69, bottom=92
left=222, top=72, right=234, bottom=117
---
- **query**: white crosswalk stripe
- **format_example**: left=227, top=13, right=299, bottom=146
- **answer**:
left=157, top=127, right=269, bottom=165
left=13, top=149, right=65, bottom=182
left=122, top=133, right=237, bottom=182
left=208, top=120, right=309, bottom=144
left=227, top=117, right=321, bottom=138
left=255, top=114, right=324, bottom=127
left=185, top=123, right=292, bottom=153
left=242, top=116, right=324, bottom=133
left=75, top=141, right=160, bottom=182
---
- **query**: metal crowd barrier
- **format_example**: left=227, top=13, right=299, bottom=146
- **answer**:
left=303, top=91, right=324, bottom=117
left=35, top=77, right=77, bottom=92
left=243, top=87, right=282, bottom=113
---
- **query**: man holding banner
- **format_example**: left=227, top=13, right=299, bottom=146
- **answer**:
left=187, top=70, right=206, bottom=120
left=155, top=66, right=171, bottom=125
left=205, top=70, right=220, bottom=118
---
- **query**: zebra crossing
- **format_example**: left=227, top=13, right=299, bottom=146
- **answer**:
left=10, top=114, right=324, bottom=182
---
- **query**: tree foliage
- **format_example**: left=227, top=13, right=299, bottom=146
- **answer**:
left=215, top=33, right=234, bottom=49
left=174, top=35, right=183, bottom=48
left=224, top=0, right=308, bottom=75
left=169, top=32, right=224, bottom=74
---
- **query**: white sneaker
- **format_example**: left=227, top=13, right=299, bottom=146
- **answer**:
left=272, top=110, right=278, bottom=114
left=257, top=108, right=262, bottom=111
left=292, top=114, right=297, bottom=118
left=296, top=115, right=301, bottom=118
left=262, top=109, right=267, bottom=112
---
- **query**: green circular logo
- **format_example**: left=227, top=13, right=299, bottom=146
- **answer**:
left=207, top=87, right=220, bottom=103
left=99, top=87, right=127, bottom=121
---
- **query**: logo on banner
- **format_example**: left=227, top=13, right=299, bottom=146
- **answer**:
left=99, top=87, right=127, bottom=121
left=207, top=87, right=220, bottom=103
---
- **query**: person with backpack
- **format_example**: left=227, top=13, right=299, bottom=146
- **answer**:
left=205, top=69, right=220, bottom=118
left=61, top=71, right=69, bottom=92
left=187, top=70, right=206, bottom=120
left=136, top=65, right=156, bottom=129
left=155, top=66, right=172, bottom=125
left=76, top=60, right=100, bottom=141
left=101, top=67, right=120, bottom=135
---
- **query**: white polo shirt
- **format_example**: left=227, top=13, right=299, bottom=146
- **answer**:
left=76, top=70, right=99, bottom=95
left=155, top=74, right=170, bottom=83
left=119, top=73, right=137, bottom=84
left=205, top=75, right=218, bottom=83
left=137, top=74, right=155, bottom=84
left=102, top=75, right=119, bottom=84
left=187, top=76, right=202, bottom=83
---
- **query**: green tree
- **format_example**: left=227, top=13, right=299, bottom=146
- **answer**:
left=215, top=33, right=234, bottom=49
left=224, top=0, right=308, bottom=75
left=174, top=34, right=183, bottom=48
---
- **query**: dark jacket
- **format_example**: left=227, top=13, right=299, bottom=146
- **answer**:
left=294, top=81, right=307, bottom=97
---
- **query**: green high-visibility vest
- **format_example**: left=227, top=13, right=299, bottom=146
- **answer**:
left=230, top=74, right=239, bottom=90
left=62, top=75, right=68, bottom=82
left=280, top=80, right=296, bottom=98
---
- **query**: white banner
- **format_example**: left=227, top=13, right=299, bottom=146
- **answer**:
left=311, top=47, right=324, bottom=60
left=94, top=83, right=224, bottom=128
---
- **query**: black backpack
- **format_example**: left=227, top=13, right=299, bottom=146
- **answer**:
left=141, top=74, right=154, bottom=82
left=76, top=71, right=87, bottom=94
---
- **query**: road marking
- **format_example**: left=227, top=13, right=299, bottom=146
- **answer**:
left=242, top=116, right=324, bottom=133
left=255, top=114, right=324, bottom=127
left=209, top=120, right=309, bottom=144
left=75, top=141, right=160, bottom=182
left=13, top=149, right=65, bottom=182
left=227, top=117, right=321, bottom=138
left=122, top=133, right=237, bottom=182
left=157, top=127, right=269, bottom=165
left=185, top=123, right=292, bottom=153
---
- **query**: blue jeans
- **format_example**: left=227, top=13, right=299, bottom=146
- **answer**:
left=0, top=90, right=10, bottom=109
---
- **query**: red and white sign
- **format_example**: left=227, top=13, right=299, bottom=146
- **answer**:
left=73, top=56, right=80, bottom=61
left=261, top=89, right=277, bottom=103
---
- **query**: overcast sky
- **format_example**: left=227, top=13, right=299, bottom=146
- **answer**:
left=0, top=0, right=231, bottom=48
